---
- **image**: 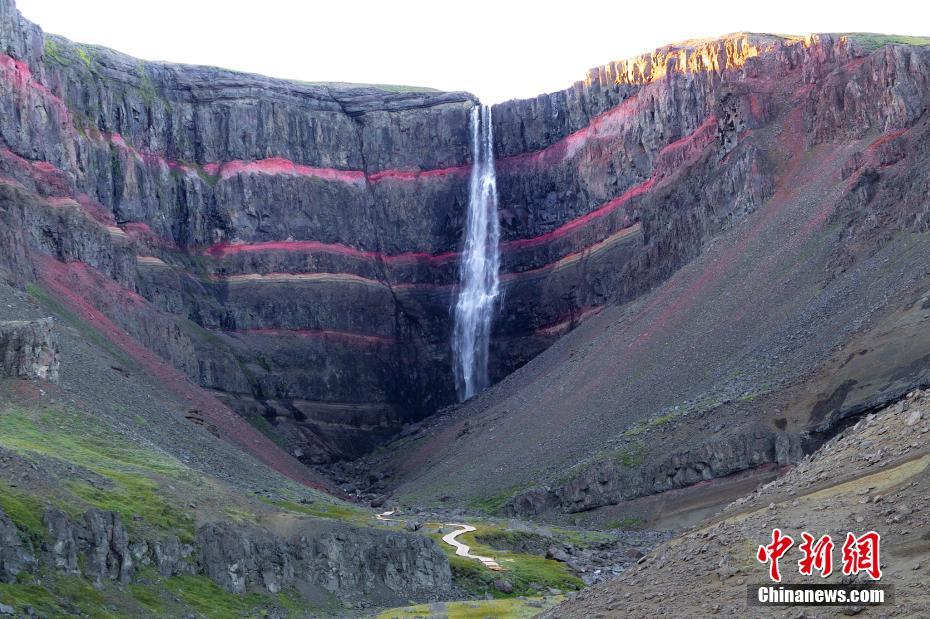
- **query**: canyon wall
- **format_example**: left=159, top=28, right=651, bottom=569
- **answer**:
left=2, top=0, right=922, bottom=464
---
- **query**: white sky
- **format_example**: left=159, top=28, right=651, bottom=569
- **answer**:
left=16, top=0, right=930, bottom=103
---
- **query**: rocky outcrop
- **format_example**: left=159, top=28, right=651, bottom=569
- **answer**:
left=0, top=506, right=35, bottom=583
left=81, top=509, right=134, bottom=584
left=37, top=506, right=450, bottom=604
left=197, top=520, right=452, bottom=602
left=197, top=522, right=294, bottom=594
left=43, top=508, right=198, bottom=584
left=43, top=508, right=134, bottom=583
left=506, top=428, right=804, bottom=515
left=0, top=317, right=59, bottom=381
left=502, top=486, right=560, bottom=517
left=805, top=43, right=930, bottom=144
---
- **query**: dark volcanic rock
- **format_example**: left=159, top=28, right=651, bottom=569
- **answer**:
left=197, top=520, right=452, bottom=603
left=197, top=522, right=294, bottom=594
left=80, top=509, right=133, bottom=584
left=43, top=509, right=81, bottom=574
left=557, top=428, right=803, bottom=513
left=43, top=508, right=133, bottom=583
left=503, top=428, right=805, bottom=516
left=503, top=486, right=560, bottom=517
left=0, top=506, right=35, bottom=583
left=35, top=506, right=451, bottom=604
left=0, top=317, right=59, bottom=381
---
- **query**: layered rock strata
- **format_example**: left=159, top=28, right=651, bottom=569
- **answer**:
left=2, top=0, right=922, bottom=462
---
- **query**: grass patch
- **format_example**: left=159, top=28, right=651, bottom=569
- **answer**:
left=376, top=596, right=564, bottom=619
left=222, top=506, right=259, bottom=525
left=140, top=574, right=308, bottom=618
left=612, top=441, right=647, bottom=468
left=548, top=526, right=615, bottom=548
left=466, top=489, right=516, bottom=515
left=607, top=517, right=645, bottom=530
left=259, top=497, right=371, bottom=525
left=842, top=33, right=930, bottom=51
left=65, top=474, right=194, bottom=542
left=4, top=565, right=315, bottom=617
left=650, top=411, right=677, bottom=427
left=0, top=407, right=195, bottom=540
left=473, top=529, right=552, bottom=555
left=427, top=524, right=583, bottom=598
left=622, top=409, right=680, bottom=439
left=0, top=574, right=142, bottom=618
left=0, top=482, right=49, bottom=541
left=621, top=421, right=649, bottom=438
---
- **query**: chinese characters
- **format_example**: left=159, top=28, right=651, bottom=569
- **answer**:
left=757, top=530, right=882, bottom=582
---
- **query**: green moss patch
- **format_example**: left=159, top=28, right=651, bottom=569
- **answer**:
left=259, top=497, right=371, bottom=525
left=376, top=596, right=564, bottom=619
left=0, top=574, right=144, bottom=618
left=0, top=482, right=47, bottom=540
left=245, top=413, right=287, bottom=448
left=466, top=489, right=517, bottom=515
left=43, top=38, right=69, bottom=66
left=0, top=406, right=195, bottom=540
left=612, top=441, right=647, bottom=468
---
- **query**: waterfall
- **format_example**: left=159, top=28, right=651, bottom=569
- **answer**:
left=452, top=104, right=501, bottom=401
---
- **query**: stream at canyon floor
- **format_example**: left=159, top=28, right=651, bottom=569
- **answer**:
left=376, top=509, right=506, bottom=571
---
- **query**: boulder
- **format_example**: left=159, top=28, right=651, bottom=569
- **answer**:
left=0, top=318, right=59, bottom=382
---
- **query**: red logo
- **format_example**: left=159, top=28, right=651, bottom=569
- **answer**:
left=758, top=530, right=882, bottom=581
left=798, top=532, right=834, bottom=577
left=757, top=528, right=794, bottom=582
left=841, top=531, right=882, bottom=580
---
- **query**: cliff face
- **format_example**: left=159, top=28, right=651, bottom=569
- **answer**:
left=374, top=36, right=930, bottom=515
left=0, top=0, right=477, bottom=461
left=1, top=0, right=926, bottom=465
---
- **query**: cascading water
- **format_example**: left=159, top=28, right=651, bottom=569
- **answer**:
left=452, top=104, right=501, bottom=401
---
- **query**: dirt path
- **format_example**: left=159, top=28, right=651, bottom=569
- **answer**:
left=377, top=510, right=506, bottom=571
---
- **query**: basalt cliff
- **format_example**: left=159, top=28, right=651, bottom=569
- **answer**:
left=0, top=0, right=832, bottom=465
left=0, top=0, right=928, bottom=504
left=372, top=32, right=930, bottom=530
